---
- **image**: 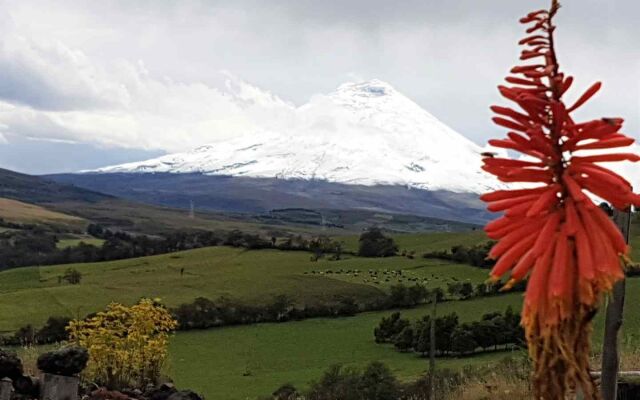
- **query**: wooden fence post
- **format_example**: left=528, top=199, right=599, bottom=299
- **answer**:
left=0, top=378, right=12, bottom=400
left=600, top=209, right=631, bottom=400
left=40, top=373, right=79, bottom=400
left=427, top=292, right=437, bottom=400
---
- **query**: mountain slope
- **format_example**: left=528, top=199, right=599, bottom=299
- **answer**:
left=0, top=167, right=111, bottom=204
left=92, top=80, right=501, bottom=194
left=50, top=172, right=491, bottom=224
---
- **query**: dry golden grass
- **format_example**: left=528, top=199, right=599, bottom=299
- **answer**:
left=0, top=197, right=87, bottom=228
left=591, top=346, right=640, bottom=371
left=442, top=355, right=532, bottom=400
left=450, top=378, right=531, bottom=400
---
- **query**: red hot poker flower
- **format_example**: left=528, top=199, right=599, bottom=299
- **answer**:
left=481, top=1, right=639, bottom=398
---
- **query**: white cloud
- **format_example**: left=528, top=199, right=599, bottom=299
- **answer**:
left=0, top=25, right=299, bottom=152
left=0, top=0, right=637, bottom=162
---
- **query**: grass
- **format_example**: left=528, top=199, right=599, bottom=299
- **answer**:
left=56, top=236, right=105, bottom=249
left=0, top=242, right=497, bottom=333
left=0, top=230, right=498, bottom=333
left=168, top=295, right=525, bottom=400
left=168, top=273, right=640, bottom=400
left=0, top=197, right=87, bottom=230
left=335, top=230, right=487, bottom=255
left=5, top=227, right=640, bottom=399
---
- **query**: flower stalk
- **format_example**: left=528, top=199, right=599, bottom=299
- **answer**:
left=482, top=1, right=639, bottom=398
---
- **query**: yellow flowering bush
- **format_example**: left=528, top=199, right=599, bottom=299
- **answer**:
left=67, top=298, right=177, bottom=389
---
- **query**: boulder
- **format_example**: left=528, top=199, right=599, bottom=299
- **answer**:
left=37, top=346, right=88, bottom=376
left=13, top=375, right=39, bottom=397
left=146, top=383, right=176, bottom=400
left=0, top=349, right=23, bottom=380
left=167, top=390, right=203, bottom=400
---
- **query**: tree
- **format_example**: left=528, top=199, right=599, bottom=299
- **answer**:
left=272, top=383, right=298, bottom=400
left=393, top=326, right=414, bottom=352
left=374, top=312, right=409, bottom=343
left=37, top=316, right=72, bottom=343
left=432, top=288, right=445, bottom=303
left=267, top=295, right=294, bottom=322
left=358, top=362, right=401, bottom=400
left=459, top=282, right=474, bottom=299
left=413, top=316, right=431, bottom=355
left=469, top=320, right=496, bottom=351
left=407, top=284, right=429, bottom=305
left=62, top=268, right=82, bottom=285
left=307, top=364, right=361, bottom=400
left=357, top=227, right=398, bottom=257
left=434, top=313, right=459, bottom=355
left=451, top=326, right=478, bottom=355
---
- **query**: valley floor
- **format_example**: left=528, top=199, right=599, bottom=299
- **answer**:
left=168, top=297, right=523, bottom=400
left=4, top=229, right=640, bottom=399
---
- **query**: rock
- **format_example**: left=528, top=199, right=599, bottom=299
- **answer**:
left=0, top=378, right=12, bottom=400
left=89, top=388, right=130, bottom=400
left=40, top=373, right=79, bottom=400
left=167, top=390, right=203, bottom=400
left=37, top=347, right=88, bottom=376
left=13, top=375, right=39, bottom=397
left=146, top=383, right=177, bottom=400
left=0, top=349, right=23, bottom=380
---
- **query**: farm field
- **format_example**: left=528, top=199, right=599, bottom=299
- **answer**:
left=3, top=226, right=640, bottom=333
left=0, top=234, right=493, bottom=332
left=167, top=279, right=640, bottom=400
left=0, top=197, right=87, bottom=230
left=336, top=230, right=487, bottom=255
left=55, top=236, right=106, bottom=249
left=4, top=227, right=640, bottom=400
left=168, top=295, right=524, bottom=400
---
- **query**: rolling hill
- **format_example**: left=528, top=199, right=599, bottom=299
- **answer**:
left=0, top=197, right=87, bottom=230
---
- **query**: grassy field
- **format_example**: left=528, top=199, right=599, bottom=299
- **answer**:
left=168, top=295, right=524, bottom=400
left=167, top=279, right=640, bottom=400
left=337, top=230, right=487, bottom=255
left=5, top=227, right=640, bottom=400
left=0, top=240, right=495, bottom=333
left=0, top=197, right=87, bottom=230
left=56, top=236, right=106, bottom=249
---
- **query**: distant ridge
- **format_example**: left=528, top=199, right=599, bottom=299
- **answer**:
left=0, top=167, right=111, bottom=204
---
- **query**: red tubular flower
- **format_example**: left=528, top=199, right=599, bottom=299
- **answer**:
left=482, top=1, right=639, bottom=398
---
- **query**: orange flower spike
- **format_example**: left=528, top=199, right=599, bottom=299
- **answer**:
left=549, top=231, right=569, bottom=298
left=510, top=249, right=537, bottom=281
left=490, top=234, right=538, bottom=279
left=489, top=218, right=546, bottom=259
left=480, top=186, right=548, bottom=202
left=530, top=211, right=561, bottom=256
left=526, top=185, right=560, bottom=217
left=481, top=1, right=639, bottom=398
left=567, top=82, right=602, bottom=112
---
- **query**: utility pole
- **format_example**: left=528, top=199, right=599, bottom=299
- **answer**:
left=189, top=200, right=195, bottom=219
left=427, top=291, right=437, bottom=400
left=601, top=208, right=631, bottom=400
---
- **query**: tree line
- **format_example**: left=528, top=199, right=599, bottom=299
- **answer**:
left=3, top=278, right=527, bottom=345
left=0, top=224, right=349, bottom=270
left=0, top=316, right=71, bottom=346
left=422, top=241, right=495, bottom=269
left=374, top=307, right=524, bottom=356
left=262, top=358, right=532, bottom=400
left=172, top=281, right=441, bottom=331
left=2, top=280, right=441, bottom=345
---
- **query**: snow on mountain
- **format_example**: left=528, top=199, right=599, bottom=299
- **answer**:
left=91, top=79, right=503, bottom=194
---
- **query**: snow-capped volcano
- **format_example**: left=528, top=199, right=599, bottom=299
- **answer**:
left=92, top=79, right=501, bottom=194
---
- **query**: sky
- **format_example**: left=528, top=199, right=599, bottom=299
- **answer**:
left=0, top=0, right=638, bottom=174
